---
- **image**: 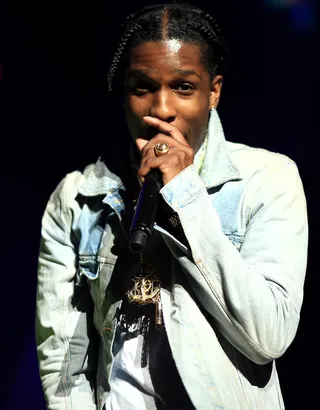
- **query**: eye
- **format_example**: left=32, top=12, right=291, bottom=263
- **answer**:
left=127, top=84, right=150, bottom=96
left=126, top=79, right=155, bottom=96
left=174, top=83, right=195, bottom=95
left=131, top=87, right=149, bottom=96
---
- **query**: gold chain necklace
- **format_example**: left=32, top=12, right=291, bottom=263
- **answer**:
left=126, top=253, right=163, bottom=329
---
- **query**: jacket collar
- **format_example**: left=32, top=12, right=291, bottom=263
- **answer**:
left=200, top=108, right=241, bottom=188
left=78, top=108, right=242, bottom=198
left=78, top=158, right=124, bottom=197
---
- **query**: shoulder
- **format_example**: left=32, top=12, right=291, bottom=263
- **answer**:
left=226, top=141, right=305, bottom=203
left=226, top=141, right=299, bottom=179
left=226, top=142, right=306, bottom=211
left=47, top=158, right=125, bottom=221
left=44, top=163, right=97, bottom=228
left=51, top=163, right=96, bottom=206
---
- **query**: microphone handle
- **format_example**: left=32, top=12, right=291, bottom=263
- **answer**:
left=129, top=169, right=163, bottom=253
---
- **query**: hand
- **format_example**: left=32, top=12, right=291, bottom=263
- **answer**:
left=136, top=116, right=195, bottom=186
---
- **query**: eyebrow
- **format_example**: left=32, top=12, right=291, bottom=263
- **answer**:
left=174, top=69, right=202, bottom=79
left=126, top=69, right=159, bottom=88
left=127, top=68, right=157, bottom=77
left=127, top=68, right=202, bottom=80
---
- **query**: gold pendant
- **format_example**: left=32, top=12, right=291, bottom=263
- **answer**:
left=127, top=275, right=162, bottom=327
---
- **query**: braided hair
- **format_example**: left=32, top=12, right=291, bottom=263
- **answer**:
left=107, top=3, right=230, bottom=92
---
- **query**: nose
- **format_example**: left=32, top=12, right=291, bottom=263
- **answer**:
left=149, top=90, right=176, bottom=123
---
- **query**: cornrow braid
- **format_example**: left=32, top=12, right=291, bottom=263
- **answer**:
left=107, top=22, right=142, bottom=91
left=204, top=12, right=221, bottom=34
left=107, top=3, right=230, bottom=92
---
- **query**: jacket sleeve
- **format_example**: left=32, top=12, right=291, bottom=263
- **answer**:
left=36, top=172, right=97, bottom=410
left=160, top=158, right=308, bottom=365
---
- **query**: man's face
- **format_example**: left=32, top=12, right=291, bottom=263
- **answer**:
left=124, top=40, right=222, bottom=153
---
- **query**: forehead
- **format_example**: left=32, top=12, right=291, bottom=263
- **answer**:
left=127, top=41, right=205, bottom=72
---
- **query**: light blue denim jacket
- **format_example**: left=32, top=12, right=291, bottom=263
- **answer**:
left=36, top=109, right=308, bottom=409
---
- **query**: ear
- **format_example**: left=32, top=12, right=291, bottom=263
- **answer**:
left=209, top=75, right=223, bottom=110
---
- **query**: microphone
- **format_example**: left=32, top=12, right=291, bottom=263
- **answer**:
left=129, top=169, right=163, bottom=253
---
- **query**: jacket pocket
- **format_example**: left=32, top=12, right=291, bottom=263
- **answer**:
left=77, top=254, right=100, bottom=282
left=77, top=254, right=116, bottom=280
left=76, top=221, right=119, bottom=285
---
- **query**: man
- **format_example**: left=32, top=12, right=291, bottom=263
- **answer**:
left=36, top=3, right=308, bottom=409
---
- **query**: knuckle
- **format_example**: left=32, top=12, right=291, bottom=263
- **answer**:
left=187, top=146, right=194, bottom=157
left=152, top=135, right=162, bottom=144
left=171, top=155, right=180, bottom=166
left=144, top=157, right=153, bottom=166
left=141, top=146, right=148, bottom=156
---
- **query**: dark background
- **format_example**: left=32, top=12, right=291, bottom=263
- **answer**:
left=0, top=0, right=318, bottom=409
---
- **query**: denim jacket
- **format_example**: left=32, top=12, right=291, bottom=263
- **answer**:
left=36, top=109, right=308, bottom=409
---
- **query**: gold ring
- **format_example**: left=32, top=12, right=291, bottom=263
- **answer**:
left=154, top=142, right=170, bottom=156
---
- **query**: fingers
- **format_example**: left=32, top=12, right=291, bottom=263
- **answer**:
left=140, top=133, right=176, bottom=158
left=143, top=116, right=189, bottom=145
left=135, top=137, right=149, bottom=153
left=137, top=148, right=191, bottom=184
left=136, top=116, right=189, bottom=155
left=135, top=116, right=194, bottom=185
left=138, top=139, right=194, bottom=185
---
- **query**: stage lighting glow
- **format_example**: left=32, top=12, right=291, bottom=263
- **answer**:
left=264, top=0, right=317, bottom=31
